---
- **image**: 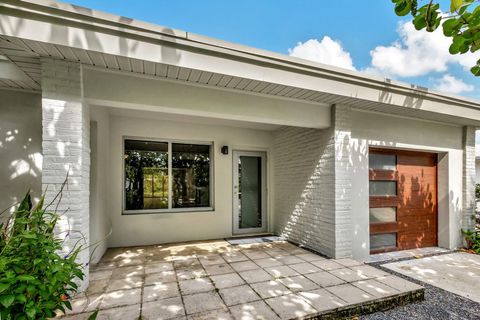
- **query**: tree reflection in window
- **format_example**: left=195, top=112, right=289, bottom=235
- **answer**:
left=172, top=143, right=210, bottom=208
left=125, top=140, right=168, bottom=210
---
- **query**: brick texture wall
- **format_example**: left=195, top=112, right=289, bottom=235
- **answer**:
left=273, top=105, right=352, bottom=258
left=41, top=57, right=90, bottom=291
left=463, top=125, right=476, bottom=230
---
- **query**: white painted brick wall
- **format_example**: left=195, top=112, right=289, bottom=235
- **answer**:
left=41, top=57, right=90, bottom=291
left=273, top=105, right=352, bottom=258
left=463, top=126, right=476, bottom=230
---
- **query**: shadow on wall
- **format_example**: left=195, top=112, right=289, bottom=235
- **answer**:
left=5, top=2, right=182, bottom=71
left=0, top=89, right=42, bottom=215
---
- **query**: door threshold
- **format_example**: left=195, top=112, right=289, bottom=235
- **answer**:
left=227, top=233, right=274, bottom=239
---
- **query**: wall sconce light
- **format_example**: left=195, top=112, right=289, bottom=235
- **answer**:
left=221, top=146, right=229, bottom=155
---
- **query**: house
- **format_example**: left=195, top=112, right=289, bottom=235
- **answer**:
left=0, top=0, right=479, bottom=291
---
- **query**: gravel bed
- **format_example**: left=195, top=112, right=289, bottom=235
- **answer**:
left=360, top=254, right=480, bottom=320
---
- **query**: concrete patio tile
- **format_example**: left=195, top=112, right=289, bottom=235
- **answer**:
left=305, top=271, right=345, bottom=287
left=242, top=250, right=270, bottom=260
left=211, top=273, right=246, bottom=289
left=143, top=282, right=180, bottom=302
left=68, top=293, right=103, bottom=314
left=352, top=279, right=400, bottom=298
left=295, top=253, right=326, bottom=262
left=142, top=296, right=185, bottom=319
left=183, top=291, right=226, bottom=314
left=276, top=255, right=304, bottom=265
left=111, top=265, right=144, bottom=279
left=239, top=269, right=273, bottom=284
left=204, top=262, right=235, bottom=276
left=91, top=261, right=116, bottom=271
left=229, top=300, right=280, bottom=320
left=334, top=258, right=363, bottom=267
left=199, top=254, right=226, bottom=266
left=265, top=293, right=317, bottom=320
left=60, top=312, right=92, bottom=320
left=375, top=275, right=424, bottom=292
left=219, top=285, right=262, bottom=306
left=277, top=276, right=318, bottom=292
left=100, top=288, right=141, bottom=309
left=329, top=268, right=369, bottom=283
left=176, top=267, right=207, bottom=280
left=187, top=308, right=233, bottom=320
left=350, top=265, right=390, bottom=279
left=311, top=260, right=344, bottom=271
left=145, top=262, right=174, bottom=274
left=96, top=304, right=141, bottom=320
left=264, top=265, right=300, bottom=278
left=250, top=280, right=292, bottom=299
left=298, top=288, right=346, bottom=312
left=222, top=252, right=249, bottom=263
left=144, top=271, right=177, bottom=286
left=289, top=262, right=322, bottom=275
left=325, top=284, right=374, bottom=304
left=87, top=279, right=109, bottom=295
left=180, top=278, right=215, bottom=295
left=90, top=269, right=113, bottom=281
left=173, top=258, right=201, bottom=269
left=106, top=275, right=143, bottom=292
left=230, top=261, right=259, bottom=272
left=116, top=257, right=144, bottom=267
left=252, top=258, right=282, bottom=268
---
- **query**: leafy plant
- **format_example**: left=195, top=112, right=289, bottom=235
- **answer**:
left=462, top=229, right=480, bottom=253
left=0, top=191, right=84, bottom=319
left=391, top=0, right=480, bottom=76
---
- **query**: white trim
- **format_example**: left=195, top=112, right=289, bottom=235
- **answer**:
left=122, top=136, right=214, bottom=215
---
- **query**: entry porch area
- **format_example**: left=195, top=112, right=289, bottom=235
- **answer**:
left=62, top=239, right=423, bottom=319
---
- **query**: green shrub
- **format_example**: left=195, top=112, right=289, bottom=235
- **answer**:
left=0, top=192, right=84, bottom=319
left=462, top=229, right=480, bottom=254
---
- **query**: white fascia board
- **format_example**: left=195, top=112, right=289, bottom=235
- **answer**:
left=1, top=0, right=480, bottom=122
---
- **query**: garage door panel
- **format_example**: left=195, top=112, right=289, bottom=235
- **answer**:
left=369, top=148, right=437, bottom=253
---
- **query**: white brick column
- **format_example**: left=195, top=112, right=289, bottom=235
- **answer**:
left=463, top=126, right=476, bottom=230
left=41, top=58, right=90, bottom=291
left=273, top=104, right=353, bottom=258
left=332, top=105, right=353, bottom=258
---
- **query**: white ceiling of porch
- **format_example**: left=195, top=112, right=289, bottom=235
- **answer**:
left=0, top=35, right=478, bottom=126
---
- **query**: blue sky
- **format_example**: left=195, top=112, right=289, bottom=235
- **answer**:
left=69, top=0, right=478, bottom=99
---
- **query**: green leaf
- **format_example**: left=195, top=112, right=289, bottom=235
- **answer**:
left=16, top=294, right=27, bottom=303
left=0, top=283, right=10, bottom=294
left=17, top=275, right=35, bottom=281
left=395, top=0, right=411, bottom=16
left=450, top=0, right=463, bottom=12
left=0, top=295, right=15, bottom=308
left=88, top=310, right=99, bottom=320
left=25, top=306, right=36, bottom=319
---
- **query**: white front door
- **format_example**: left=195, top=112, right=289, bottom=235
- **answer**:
left=232, top=150, right=267, bottom=235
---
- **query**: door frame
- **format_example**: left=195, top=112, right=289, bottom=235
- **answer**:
left=232, top=150, right=268, bottom=235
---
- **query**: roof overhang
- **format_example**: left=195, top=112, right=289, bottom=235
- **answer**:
left=0, top=0, right=480, bottom=127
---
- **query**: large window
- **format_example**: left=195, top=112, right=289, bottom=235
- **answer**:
left=124, top=139, right=212, bottom=213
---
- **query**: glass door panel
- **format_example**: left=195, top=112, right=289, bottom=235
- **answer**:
left=233, top=151, right=267, bottom=234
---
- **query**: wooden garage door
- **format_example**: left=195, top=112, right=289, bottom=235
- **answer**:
left=369, top=148, right=438, bottom=254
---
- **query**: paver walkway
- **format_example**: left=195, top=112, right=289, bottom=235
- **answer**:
left=61, top=240, right=423, bottom=319
left=382, top=252, right=480, bottom=303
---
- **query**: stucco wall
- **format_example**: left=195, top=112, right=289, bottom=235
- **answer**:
left=89, top=107, right=110, bottom=263
left=351, top=109, right=464, bottom=260
left=104, top=112, right=274, bottom=248
left=0, top=89, right=42, bottom=213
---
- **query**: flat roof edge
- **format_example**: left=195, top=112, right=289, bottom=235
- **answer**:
left=6, top=0, right=480, bottom=108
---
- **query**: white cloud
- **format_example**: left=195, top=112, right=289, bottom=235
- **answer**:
left=432, top=74, right=474, bottom=94
left=367, top=21, right=480, bottom=78
left=288, top=37, right=356, bottom=71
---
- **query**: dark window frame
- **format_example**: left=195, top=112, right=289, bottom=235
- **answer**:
left=122, top=137, right=214, bottom=214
